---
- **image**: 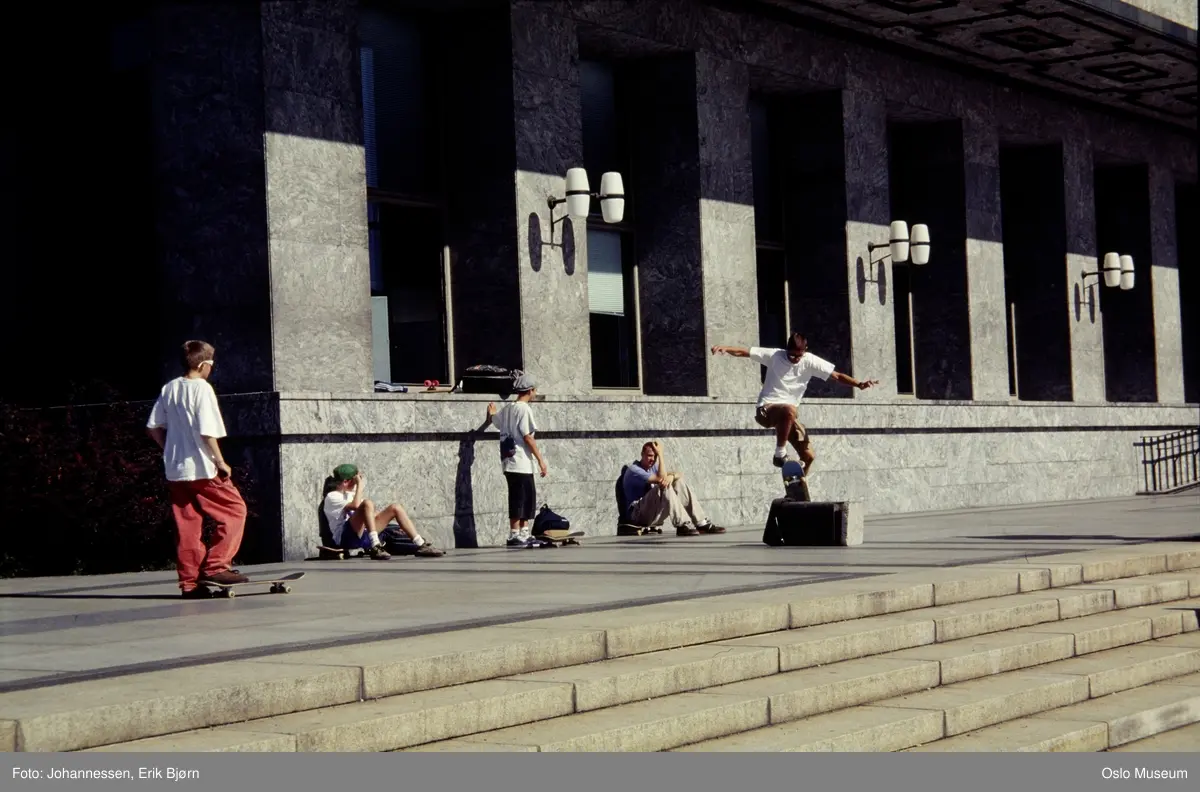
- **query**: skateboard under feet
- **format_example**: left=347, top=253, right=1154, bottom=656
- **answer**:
left=532, top=530, right=585, bottom=547
left=202, top=572, right=306, bottom=598
left=617, top=523, right=664, bottom=536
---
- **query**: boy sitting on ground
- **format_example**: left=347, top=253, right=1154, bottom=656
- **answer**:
left=321, top=464, right=444, bottom=558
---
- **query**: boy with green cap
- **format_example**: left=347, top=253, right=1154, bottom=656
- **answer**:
left=321, top=464, right=444, bottom=558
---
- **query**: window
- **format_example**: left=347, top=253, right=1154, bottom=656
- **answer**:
left=750, top=97, right=788, bottom=383
left=582, top=59, right=640, bottom=389
left=359, top=6, right=451, bottom=385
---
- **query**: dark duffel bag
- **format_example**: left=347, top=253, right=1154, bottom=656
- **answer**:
left=460, top=365, right=520, bottom=397
left=762, top=499, right=846, bottom=547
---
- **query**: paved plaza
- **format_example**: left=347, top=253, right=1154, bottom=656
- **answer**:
left=0, top=493, right=1195, bottom=693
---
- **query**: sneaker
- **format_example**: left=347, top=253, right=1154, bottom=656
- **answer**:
left=415, top=544, right=444, bottom=557
left=507, top=534, right=527, bottom=547
left=696, top=522, right=726, bottom=534
left=181, top=587, right=213, bottom=600
left=676, top=525, right=700, bottom=537
left=369, top=545, right=392, bottom=560
left=772, top=451, right=787, bottom=468
left=200, top=570, right=249, bottom=585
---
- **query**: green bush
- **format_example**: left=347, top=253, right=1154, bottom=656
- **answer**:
left=0, top=391, right=260, bottom=578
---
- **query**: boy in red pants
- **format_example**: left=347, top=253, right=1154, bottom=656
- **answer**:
left=147, top=340, right=250, bottom=598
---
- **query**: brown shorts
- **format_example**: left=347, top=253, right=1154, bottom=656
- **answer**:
left=755, top=404, right=811, bottom=452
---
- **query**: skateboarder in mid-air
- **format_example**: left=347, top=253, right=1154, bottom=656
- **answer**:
left=146, top=340, right=250, bottom=598
left=322, top=464, right=444, bottom=559
left=710, top=332, right=879, bottom=473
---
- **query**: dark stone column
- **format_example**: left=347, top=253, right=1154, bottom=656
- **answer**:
left=628, top=54, right=707, bottom=397
left=1063, top=136, right=1106, bottom=402
left=963, top=115, right=1009, bottom=401
left=1148, top=165, right=1184, bottom=403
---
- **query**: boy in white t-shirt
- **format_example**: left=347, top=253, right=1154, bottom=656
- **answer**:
left=320, top=464, right=444, bottom=559
left=711, top=332, right=879, bottom=472
left=146, top=340, right=250, bottom=598
left=485, top=372, right=548, bottom=547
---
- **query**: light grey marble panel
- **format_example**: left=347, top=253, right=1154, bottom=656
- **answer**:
left=963, top=116, right=1009, bottom=402
left=1062, top=137, right=1107, bottom=403
left=695, top=54, right=757, bottom=400
left=1148, top=165, right=1186, bottom=403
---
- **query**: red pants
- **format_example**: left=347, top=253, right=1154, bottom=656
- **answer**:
left=167, top=477, right=247, bottom=591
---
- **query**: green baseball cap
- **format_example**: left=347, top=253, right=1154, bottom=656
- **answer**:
left=332, top=464, right=359, bottom=481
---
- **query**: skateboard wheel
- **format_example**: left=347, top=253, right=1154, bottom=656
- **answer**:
left=281, top=584, right=292, bottom=594
left=222, top=588, right=236, bottom=599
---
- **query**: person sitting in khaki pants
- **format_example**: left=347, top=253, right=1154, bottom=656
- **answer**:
left=620, top=441, right=725, bottom=537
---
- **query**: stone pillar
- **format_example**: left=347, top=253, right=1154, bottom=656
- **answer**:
left=1062, top=136, right=1106, bottom=403
left=695, top=54, right=759, bottom=401
left=508, top=2, right=590, bottom=394
left=842, top=86, right=897, bottom=400
left=963, top=116, right=1010, bottom=401
left=152, top=1, right=370, bottom=394
left=1148, top=165, right=1185, bottom=403
left=261, top=1, right=371, bottom=394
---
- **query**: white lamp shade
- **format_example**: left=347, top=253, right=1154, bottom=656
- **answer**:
left=565, top=167, right=591, bottom=218
left=909, top=224, right=930, bottom=266
left=889, top=220, right=910, bottom=263
left=1119, top=255, right=1134, bottom=290
left=599, top=172, right=625, bottom=223
left=1103, top=252, right=1120, bottom=288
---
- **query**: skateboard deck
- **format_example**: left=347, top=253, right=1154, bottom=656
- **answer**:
left=202, top=571, right=305, bottom=598
left=313, top=546, right=367, bottom=560
left=617, top=523, right=663, bottom=536
left=533, top=530, right=584, bottom=546
left=781, top=460, right=811, bottom=502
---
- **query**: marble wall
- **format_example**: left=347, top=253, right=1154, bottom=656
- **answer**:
left=1148, top=165, right=1185, bottom=404
left=252, top=394, right=1200, bottom=558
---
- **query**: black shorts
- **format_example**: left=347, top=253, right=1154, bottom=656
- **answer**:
left=504, top=471, right=536, bottom=521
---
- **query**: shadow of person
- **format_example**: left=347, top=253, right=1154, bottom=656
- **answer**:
left=453, top=418, right=493, bottom=549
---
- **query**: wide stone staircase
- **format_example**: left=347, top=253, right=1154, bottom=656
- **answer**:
left=2, top=543, right=1198, bottom=753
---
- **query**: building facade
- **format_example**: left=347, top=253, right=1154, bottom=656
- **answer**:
left=4, top=0, right=1197, bottom=560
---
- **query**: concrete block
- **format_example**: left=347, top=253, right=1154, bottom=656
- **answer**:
left=1162, top=545, right=1200, bottom=572
left=420, top=693, right=769, bottom=752
left=1109, top=722, right=1200, bottom=752
left=1150, top=633, right=1200, bottom=648
left=675, top=705, right=943, bottom=752
left=0, top=661, right=362, bottom=752
left=1030, top=681, right=1200, bottom=746
left=905, top=718, right=1107, bottom=752
left=926, top=568, right=1022, bottom=606
left=405, top=740, right=538, bottom=752
left=1024, top=610, right=1154, bottom=655
left=1035, top=644, right=1200, bottom=697
left=1136, top=570, right=1200, bottom=597
left=920, top=594, right=1061, bottom=642
left=883, top=631, right=1075, bottom=685
left=1021, top=587, right=1116, bottom=619
left=257, top=626, right=607, bottom=699
left=875, top=672, right=1090, bottom=736
left=1, top=720, right=14, bottom=752
left=706, top=657, right=940, bottom=724
left=1076, top=551, right=1168, bottom=582
left=788, top=581, right=935, bottom=628
left=509, top=644, right=778, bottom=712
left=1161, top=671, right=1200, bottom=686
left=719, top=614, right=935, bottom=671
left=1181, top=599, right=1200, bottom=632
left=842, top=501, right=864, bottom=546
left=83, top=729, right=297, bottom=753
left=521, top=595, right=790, bottom=658
left=1067, top=577, right=1191, bottom=609
left=227, top=679, right=574, bottom=752
left=974, top=560, right=1083, bottom=589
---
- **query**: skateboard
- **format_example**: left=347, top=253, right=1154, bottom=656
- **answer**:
left=202, top=572, right=306, bottom=598
left=532, top=530, right=585, bottom=547
left=781, top=459, right=811, bottom=502
left=314, top=546, right=365, bottom=560
left=617, top=523, right=663, bottom=536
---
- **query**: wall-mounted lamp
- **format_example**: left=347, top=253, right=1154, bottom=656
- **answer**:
left=867, top=221, right=931, bottom=266
left=547, top=167, right=625, bottom=226
left=1081, top=252, right=1135, bottom=292
left=1076, top=252, right=1135, bottom=314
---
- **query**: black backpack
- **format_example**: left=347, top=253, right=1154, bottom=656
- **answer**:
left=532, top=503, right=570, bottom=535
left=615, top=465, right=632, bottom=524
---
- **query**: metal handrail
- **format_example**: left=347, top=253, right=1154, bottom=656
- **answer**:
left=1134, top=428, right=1200, bottom=494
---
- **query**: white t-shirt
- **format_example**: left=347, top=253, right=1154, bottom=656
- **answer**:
left=322, top=489, right=355, bottom=544
left=750, top=348, right=836, bottom=407
left=496, top=401, right=537, bottom=474
left=146, top=377, right=228, bottom=482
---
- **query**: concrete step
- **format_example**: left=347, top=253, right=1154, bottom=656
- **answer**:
left=1108, top=722, right=1200, bottom=752
left=5, top=544, right=1195, bottom=753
